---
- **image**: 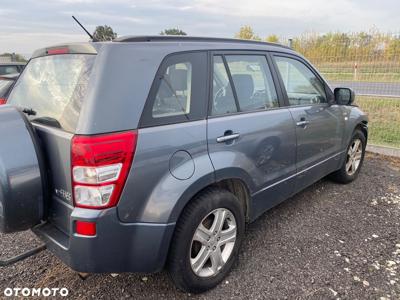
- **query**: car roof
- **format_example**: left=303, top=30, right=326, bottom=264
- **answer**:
left=114, top=35, right=291, bottom=50
left=31, top=36, right=297, bottom=59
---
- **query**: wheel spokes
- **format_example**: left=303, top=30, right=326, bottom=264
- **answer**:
left=190, top=208, right=237, bottom=278
left=219, top=226, right=236, bottom=245
left=210, top=209, right=226, bottom=234
left=346, top=158, right=352, bottom=172
left=193, top=223, right=211, bottom=245
left=191, top=246, right=211, bottom=274
left=210, top=247, right=224, bottom=273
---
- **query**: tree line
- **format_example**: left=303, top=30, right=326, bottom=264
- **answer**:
left=234, top=25, right=400, bottom=61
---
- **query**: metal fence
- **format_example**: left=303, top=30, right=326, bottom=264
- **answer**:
left=286, top=31, right=400, bottom=149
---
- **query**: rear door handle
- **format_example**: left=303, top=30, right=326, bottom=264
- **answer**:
left=216, top=133, right=240, bottom=143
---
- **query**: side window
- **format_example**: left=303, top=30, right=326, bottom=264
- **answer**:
left=211, top=56, right=238, bottom=116
left=141, top=52, right=207, bottom=127
left=0, top=65, right=19, bottom=75
left=274, top=56, right=327, bottom=106
left=225, top=55, right=278, bottom=112
left=152, top=62, right=192, bottom=118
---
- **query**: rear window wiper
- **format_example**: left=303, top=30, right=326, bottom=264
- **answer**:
left=31, top=116, right=61, bottom=129
left=21, top=107, right=37, bottom=116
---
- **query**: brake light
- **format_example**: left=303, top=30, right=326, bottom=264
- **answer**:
left=0, top=98, right=6, bottom=105
left=47, top=47, right=69, bottom=55
left=71, top=131, right=137, bottom=209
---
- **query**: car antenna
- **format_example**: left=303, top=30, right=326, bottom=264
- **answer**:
left=72, top=16, right=98, bottom=42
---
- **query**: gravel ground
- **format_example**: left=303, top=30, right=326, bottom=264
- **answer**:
left=1, top=153, right=399, bottom=299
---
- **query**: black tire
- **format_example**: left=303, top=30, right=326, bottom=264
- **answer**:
left=330, top=129, right=366, bottom=184
left=168, top=187, right=245, bottom=293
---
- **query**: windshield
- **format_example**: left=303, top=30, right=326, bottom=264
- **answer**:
left=0, top=79, right=13, bottom=98
left=8, top=54, right=95, bottom=132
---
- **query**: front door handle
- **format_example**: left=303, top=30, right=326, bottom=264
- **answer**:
left=296, top=117, right=310, bottom=128
left=216, top=133, right=240, bottom=143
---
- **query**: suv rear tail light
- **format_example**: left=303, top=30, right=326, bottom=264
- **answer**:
left=71, top=131, right=137, bottom=209
left=0, top=98, right=6, bottom=105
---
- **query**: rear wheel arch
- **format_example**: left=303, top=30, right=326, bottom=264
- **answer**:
left=170, top=176, right=251, bottom=226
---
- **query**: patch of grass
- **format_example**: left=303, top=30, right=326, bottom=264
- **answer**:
left=356, top=96, right=400, bottom=148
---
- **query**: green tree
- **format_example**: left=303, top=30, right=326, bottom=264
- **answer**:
left=160, top=28, right=187, bottom=35
left=93, top=25, right=117, bottom=41
left=235, top=25, right=261, bottom=41
left=386, top=38, right=400, bottom=59
left=265, top=34, right=279, bottom=43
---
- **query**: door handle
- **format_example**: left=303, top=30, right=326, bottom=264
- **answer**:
left=216, top=133, right=240, bottom=143
left=296, top=117, right=310, bottom=127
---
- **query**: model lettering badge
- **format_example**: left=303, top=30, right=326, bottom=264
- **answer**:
left=55, top=189, right=71, bottom=202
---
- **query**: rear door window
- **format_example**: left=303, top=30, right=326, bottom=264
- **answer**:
left=7, top=54, right=95, bottom=132
left=211, top=56, right=238, bottom=116
left=140, top=52, right=208, bottom=127
left=225, top=55, right=279, bottom=112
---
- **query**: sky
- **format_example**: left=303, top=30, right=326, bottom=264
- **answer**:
left=0, top=0, right=399, bottom=57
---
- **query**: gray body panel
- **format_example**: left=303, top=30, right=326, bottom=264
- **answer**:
left=1, top=38, right=368, bottom=273
left=289, top=104, right=345, bottom=190
left=207, top=109, right=297, bottom=221
left=118, top=120, right=215, bottom=223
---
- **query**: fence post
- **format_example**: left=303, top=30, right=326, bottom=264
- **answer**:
left=354, top=62, right=358, bottom=80
left=288, top=38, right=293, bottom=49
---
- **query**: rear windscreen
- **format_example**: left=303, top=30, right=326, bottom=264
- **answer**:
left=7, top=54, right=95, bottom=132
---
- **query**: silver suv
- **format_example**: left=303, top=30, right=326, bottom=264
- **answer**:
left=0, top=36, right=368, bottom=293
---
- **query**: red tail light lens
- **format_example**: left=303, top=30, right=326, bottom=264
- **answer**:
left=0, top=98, right=6, bottom=105
left=75, top=220, right=96, bottom=236
left=71, top=131, right=137, bottom=209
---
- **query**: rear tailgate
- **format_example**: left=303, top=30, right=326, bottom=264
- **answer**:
left=34, top=124, right=74, bottom=234
left=6, top=46, right=96, bottom=234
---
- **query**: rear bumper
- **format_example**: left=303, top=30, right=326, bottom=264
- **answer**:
left=32, top=207, right=175, bottom=273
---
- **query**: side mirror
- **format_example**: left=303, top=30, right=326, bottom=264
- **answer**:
left=334, top=87, right=355, bottom=105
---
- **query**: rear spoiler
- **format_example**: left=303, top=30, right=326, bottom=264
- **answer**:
left=31, top=43, right=98, bottom=59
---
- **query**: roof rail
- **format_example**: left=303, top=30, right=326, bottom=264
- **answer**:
left=114, top=35, right=290, bottom=49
